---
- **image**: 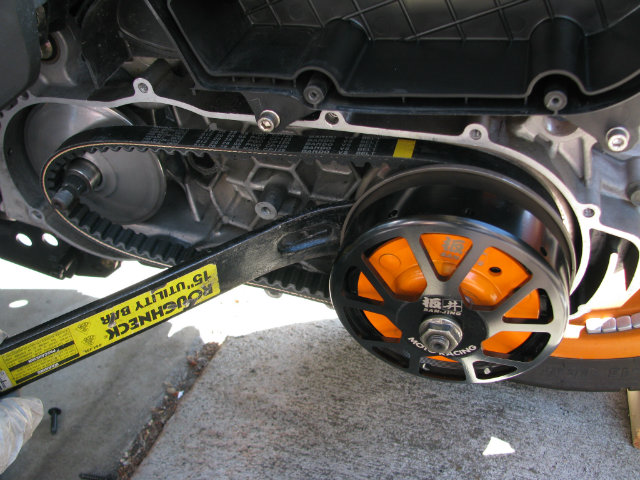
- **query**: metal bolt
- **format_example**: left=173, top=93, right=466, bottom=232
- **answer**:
left=79, top=473, right=115, bottom=480
left=544, top=90, right=568, bottom=112
left=48, top=407, right=61, bottom=434
left=583, top=207, right=595, bottom=218
left=469, top=129, right=482, bottom=140
left=257, top=110, right=280, bottom=133
left=52, top=158, right=102, bottom=211
left=419, top=316, right=463, bottom=355
left=606, top=127, right=630, bottom=152
left=255, top=179, right=287, bottom=220
left=303, top=73, right=329, bottom=105
left=425, top=334, right=451, bottom=354
left=137, top=82, right=149, bottom=94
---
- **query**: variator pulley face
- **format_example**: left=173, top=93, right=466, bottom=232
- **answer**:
left=330, top=166, right=574, bottom=383
left=330, top=218, right=569, bottom=382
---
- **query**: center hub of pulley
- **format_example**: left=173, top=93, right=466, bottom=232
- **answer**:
left=418, top=316, right=463, bottom=355
left=329, top=165, right=575, bottom=383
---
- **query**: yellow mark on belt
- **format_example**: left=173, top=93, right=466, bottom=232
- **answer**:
left=0, top=264, right=220, bottom=390
left=393, top=139, right=416, bottom=158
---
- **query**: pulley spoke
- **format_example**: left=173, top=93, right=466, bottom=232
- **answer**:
left=493, top=280, right=542, bottom=318
left=405, top=232, right=443, bottom=293
left=362, top=339, right=404, bottom=352
left=356, top=256, right=398, bottom=303
left=447, top=240, right=490, bottom=287
left=478, top=283, right=544, bottom=337
left=408, top=352, right=424, bottom=375
left=342, top=294, right=397, bottom=318
left=459, top=357, right=479, bottom=383
left=500, top=322, right=554, bottom=334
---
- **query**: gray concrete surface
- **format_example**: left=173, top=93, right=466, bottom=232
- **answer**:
left=134, top=319, right=640, bottom=480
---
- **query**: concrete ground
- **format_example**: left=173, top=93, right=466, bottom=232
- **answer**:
left=0, top=259, right=639, bottom=479
left=132, top=320, right=640, bottom=480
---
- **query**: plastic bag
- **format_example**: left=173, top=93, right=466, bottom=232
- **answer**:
left=0, top=397, right=44, bottom=473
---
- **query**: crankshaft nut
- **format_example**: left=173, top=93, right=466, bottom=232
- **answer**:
left=419, top=316, right=463, bottom=355
left=424, top=334, right=451, bottom=355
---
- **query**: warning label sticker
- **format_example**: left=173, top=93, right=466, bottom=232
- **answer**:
left=0, top=264, right=219, bottom=390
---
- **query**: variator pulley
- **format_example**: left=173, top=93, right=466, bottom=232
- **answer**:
left=330, top=166, right=575, bottom=383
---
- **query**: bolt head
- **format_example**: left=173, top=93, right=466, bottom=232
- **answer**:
left=425, top=334, right=451, bottom=354
left=418, top=316, right=463, bottom=355
left=257, top=110, right=280, bottom=133
left=606, top=127, right=630, bottom=152
left=258, top=118, right=274, bottom=132
left=544, top=90, right=568, bottom=112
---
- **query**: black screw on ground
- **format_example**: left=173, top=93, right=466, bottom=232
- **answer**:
left=48, top=407, right=61, bottom=434
left=78, top=473, right=115, bottom=480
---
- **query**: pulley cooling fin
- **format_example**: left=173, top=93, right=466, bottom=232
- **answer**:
left=329, top=166, right=575, bottom=383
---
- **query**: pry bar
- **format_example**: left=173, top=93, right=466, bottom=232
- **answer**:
left=0, top=204, right=350, bottom=396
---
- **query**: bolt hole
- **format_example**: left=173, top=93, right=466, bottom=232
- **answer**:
left=388, top=209, right=398, bottom=218
left=42, top=233, right=59, bottom=247
left=489, top=266, right=502, bottom=275
left=469, top=129, right=482, bottom=140
left=583, top=208, right=595, bottom=218
left=540, top=246, right=548, bottom=257
left=16, top=233, right=32, bottom=247
left=325, top=113, right=339, bottom=125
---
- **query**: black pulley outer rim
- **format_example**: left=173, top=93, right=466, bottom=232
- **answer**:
left=341, top=165, right=577, bottom=280
left=329, top=216, right=570, bottom=383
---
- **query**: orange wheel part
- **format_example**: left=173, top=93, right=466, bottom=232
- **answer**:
left=357, top=234, right=541, bottom=357
left=358, top=236, right=640, bottom=361
left=331, top=214, right=570, bottom=383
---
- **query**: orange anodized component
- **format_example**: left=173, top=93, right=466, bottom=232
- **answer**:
left=357, top=237, right=424, bottom=339
left=357, top=234, right=540, bottom=353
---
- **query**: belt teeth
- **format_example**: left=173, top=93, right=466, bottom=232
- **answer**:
left=42, top=126, right=397, bottom=269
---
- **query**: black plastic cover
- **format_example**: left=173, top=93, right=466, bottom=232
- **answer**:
left=160, top=0, right=640, bottom=114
